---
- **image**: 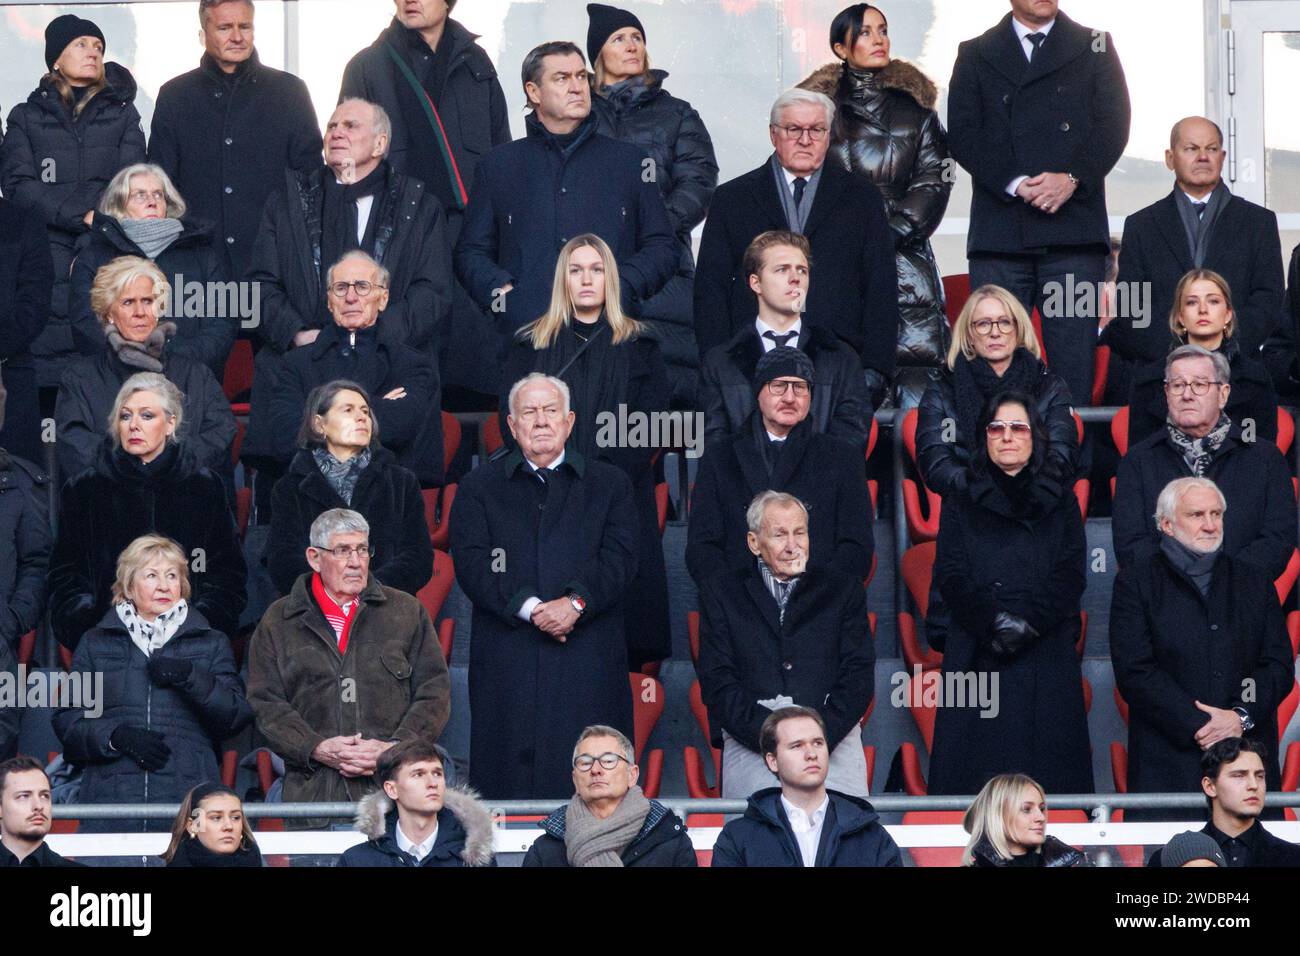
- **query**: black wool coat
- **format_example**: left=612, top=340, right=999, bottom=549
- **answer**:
left=53, top=342, right=236, bottom=482
left=0, top=450, right=52, bottom=650
left=454, top=112, right=678, bottom=344
left=47, top=441, right=246, bottom=650
left=700, top=324, right=872, bottom=452
left=1110, top=551, right=1293, bottom=802
left=245, top=322, right=443, bottom=486
left=947, top=11, right=1130, bottom=255
left=450, top=449, right=639, bottom=799
left=697, top=565, right=874, bottom=753
left=1108, top=192, right=1284, bottom=365
left=712, top=788, right=903, bottom=867
left=52, top=605, right=252, bottom=831
left=686, top=416, right=873, bottom=587
left=1126, top=345, right=1278, bottom=447
left=69, top=213, right=236, bottom=376
left=693, top=158, right=899, bottom=375
left=0, top=199, right=54, bottom=461
left=928, top=474, right=1093, bottom=796
left=1112, top=425, right=1295, bottom=578
left=522, top=799, right=697, bottom=868
left=1261, top=241, right=1300, bottom=400
left=1, top=63, right=146, bottom=382
left=148, top=51, right=323, bottom=278
left=268, top=447, right=432, bottom=597
left=0, top=632, right=17, bottom=761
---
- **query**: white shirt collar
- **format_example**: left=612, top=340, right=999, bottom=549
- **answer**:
left=1181, top=187, right=1218, bottom=204
left=395, top=819, right=438, bottom=862
left=755, top=315, right=802, bottom=348
left=781, top=793, right=829, bottom=831
left=1012, top=16, right=1055, bottom=41
left=525, top=450, right=565, bottom=471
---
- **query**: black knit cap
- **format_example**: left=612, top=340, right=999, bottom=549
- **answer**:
left=586, top=3, right=645, bottom=66
left=1159, top=831, right=1225, bottom=867
left=45, top=14, right=105, bottom=71
left=753, top=346, right=815, bottom=395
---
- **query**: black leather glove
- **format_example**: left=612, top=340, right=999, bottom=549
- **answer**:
left=146, top=654, right=192, bottom=688
left=110, top=725, right=172, bottom=771
left=987, top=611, right=1040, bottom=659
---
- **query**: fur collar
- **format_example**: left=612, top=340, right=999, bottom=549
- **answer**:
left=354, top=786, right=495, bottom=867
left=798, top=58, right=938, bottom=110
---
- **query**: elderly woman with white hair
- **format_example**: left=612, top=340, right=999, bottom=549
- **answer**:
left=1110, top=475, right=1294, bottom=821
left=53, top=254, right=236, bottom=481
left=47, top=372, right=245, bottom=650
left=53, top=533, right=252, bottom=833
left=68, top=162, right=235, bottom=376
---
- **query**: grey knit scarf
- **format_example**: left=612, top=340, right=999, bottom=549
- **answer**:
left=1165, top=414, right=1231, bottom=477
left=121, top=217, right=184, bottom=259
left=106, top=322, right=176, bottom=372
left=564, top=784, right=650, bottom=867
left=1160, top=534, right=1219, bottom=597
left=312, top=447, right=371, bottom=505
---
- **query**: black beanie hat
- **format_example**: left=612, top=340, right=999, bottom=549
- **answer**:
left=1159, top=831, right=1226, bottom=868
left=753, top=346, right=815, bottom=396
left=45, top=14, right=105, bottom=71
left=586, top=3, right=645, bottom=66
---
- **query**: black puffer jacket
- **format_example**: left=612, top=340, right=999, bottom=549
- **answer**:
left=916, top=351, right=1079, bottom=498
left=0, top=450, right=52, bottom=652
left=969, top=834, right=1089, bottom=867
left=51, top=604, right=252, bottom=832
left=801, top=60, right=952, bottom=408
left=0, top=63, right=146, bottom=383
left=69, top=214, right=236, bottom=377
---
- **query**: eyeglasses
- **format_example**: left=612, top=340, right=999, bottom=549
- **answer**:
left=319, top=544, right=374, bottom=560
left=128, top=189, right=166, bottom=204
left=573, top=752, right=630, bottom=772
left=328, top=280, right=386, bottom=298
left=971, top=318, right=1015, bottom=336
left=766, top=380, right=811, bottom=396
left=986, top=420, right=1032, bottom=437
left=772, top=124, right=829, bottom=142
left=1164, top=379, right=1221, bottom=396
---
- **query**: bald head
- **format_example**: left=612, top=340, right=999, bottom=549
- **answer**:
left=1166, top=117, right=1225, bottom=197
left=1169, top=117, right=1223, bottom=153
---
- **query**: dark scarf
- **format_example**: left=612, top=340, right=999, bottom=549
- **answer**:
left=599, top=71, right=660, bottom=112
left=951, top=348, right=1041, bottom=447
left=1174, top=181, right=1230, bottom=268
left=166, top=834, right=263, bottom=868
left=1160, top=534, right=1220, bottom=597
left=106, top=322, right=176, bottom=373
left=312, top=446, right=371, bottom=505
left=111, top=440, right=180, bottom=483
left=527, top=318, right=631, bottom=461
left=321, top=162, right=390, bottom=274
left=385, top=19, right=463, bottom=211
left=987, top=465, right=1037, bottom=517
left=750, top=409, right=791, bottom=476
left=1165, top=414, right=1232, bottom=477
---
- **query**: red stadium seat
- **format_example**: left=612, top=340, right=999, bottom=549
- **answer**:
left=900, top=408, right=941, bottom=542
left=423, top=484, right=457, bottom=551
left=1278, top=407, right=1295, bottom=456
left=235, top=486, right=252, bottom=539
left=441, top=411, right=461, bottom=476
left=1283, top=741, right=1300, bottom=793
left=222, top=339, right=253, bottom=414
left=1090, top=344, right=1110, bottom=406
left=1110, top=741, right=1129, bottom=794
left=864, top=745, right=876, bottom=792
left=1111, top=405, right=1130, bottom=457
left=59, top=645, right=72, bottom=670
left=1288, top=611, right=1300, bottom=660
left=900, top=542, right=936, bottom=620
left=416, top=550, right=456, bottom=624
left=1030, top=307, right=1048, bottom=365
left=683, top=680, right=721, bottom=800
left=18, top=630, right=35, bottom=666
left=901, top=810, right=965, bottom=867
left=941, top=273, right=969, bottom=327
left=1077, top=611, right=1087, bottom=659
left=655, top=481, right=669, bottom=535
left=482, top=414, right=504, bottom=457
left=1275, top=550, right=1300, bottom=604
left=629, top=672, right=665, bottom=798
left=221, top=749, right=238, bottom=788
left=686, top=610, right=700, bottom=667
left=866, top=414, right=879, bottom=461
left=899, top=612, right=942, bottom=671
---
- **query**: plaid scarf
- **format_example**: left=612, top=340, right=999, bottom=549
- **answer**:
left=1165, top=414, right=1231, bottom=477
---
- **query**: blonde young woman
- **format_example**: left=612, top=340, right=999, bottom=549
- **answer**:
left=163, top=783, right=262, bottom=868
left=499, top=234, right=672, bottom=669
left=1126, top=268, right=1278, bottom=446
left=962, top=774, right=1087, bottom=868
left=915, top=284, right=1079, bottom=498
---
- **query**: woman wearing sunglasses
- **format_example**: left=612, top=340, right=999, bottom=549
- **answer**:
left=916, top=284, right=1079, bottom=499
left=925, top=391, right=1093, bottom=796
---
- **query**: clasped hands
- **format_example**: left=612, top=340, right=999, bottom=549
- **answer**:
left=311, top=734, right=395, bottom=778
left=1015, top=171, right=1076, bottom=214
left=531, top=597, right=580, bottom=643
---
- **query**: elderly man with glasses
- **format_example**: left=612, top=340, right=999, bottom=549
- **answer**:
left=522, top=724, right=696, bottom=867
left=248, top=507, right=450, bottom=827
left=1112, top=343, right=1293, bottom=578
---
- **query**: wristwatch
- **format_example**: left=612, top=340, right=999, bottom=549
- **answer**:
left=1066, top=172, right=1079, bottom=186
left=568, top=593, right=587, bottom=616
left=1232, top=707, right=1254, bottom=733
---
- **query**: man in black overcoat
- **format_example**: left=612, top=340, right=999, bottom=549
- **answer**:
left=451, top=373, right=638, bottom=799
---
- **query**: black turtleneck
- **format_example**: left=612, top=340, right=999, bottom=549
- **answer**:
left=166, top=834, right=263, bottom=868
left=111, top=439, right=180, bottom=482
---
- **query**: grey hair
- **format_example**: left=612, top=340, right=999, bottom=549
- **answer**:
left=746, top=490, right=809, bottom=535
left=1154, top=477, right=1226, bottom=526
left=309, top=508, right=370, bottom=549
left=108, top=372, right=185, bottom=445
left=769, top=88, right=835, bottom=129
left=99, top=163, right=188, bottom=219
left=572, top=724, right=635, bottom=767
left=325, top=250, right=391, bottom=289
left=335, top=97, right=392, bottom=155
left=1165, top=343, right=1230, bottom=386
left=507, top=372, right=571, bottom=418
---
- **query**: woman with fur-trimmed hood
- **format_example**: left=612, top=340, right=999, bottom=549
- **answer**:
left=800, top=4, right=953, bottom=409
left=337, top=741, right=495, bottom=868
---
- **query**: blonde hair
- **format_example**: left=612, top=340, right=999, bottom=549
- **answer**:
left=947, top=284, right=1041, bottom=370
left=99, top=163, right=188, bottom=219
left=962, top=773, right=1045, bottom=866
left=518, top=234, right=641, bottom=349
left=44, top=66, right=107, bottom=119
left=1169, top=268, right=1235, bottom=342
left=593, top=48, right=653, bottom=89
left=89, top=256, right=170, bottom=329
left=110, top=534, right=191, bottom=605
left=107, top=372, right=185, bottom=446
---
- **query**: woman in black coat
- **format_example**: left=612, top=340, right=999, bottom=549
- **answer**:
left=162, top=784, right=262, bottom=867
left=268, top=380, right=433, bottom=597
left=48, top=372, right=245, bottom=650
left=962, top=774, right=1088, bottom=867
left=799, top=4, right=952, bottom=409
left=0, top=15, right=145, bottom=387
left=69, top=163, right=235, bottom=377
left=54, top=256, right=236, bottom=482
left=587, top=4, right=719, bottom=407
left=52, top=534, right=252, bottom=833
left=927, top=391, right=1092, bottom=796
left=1128, top=269, right=1278, bottom=446
left=917, top=284, right=1078, bottom=498
left=500, top=233, right=672, bottom=669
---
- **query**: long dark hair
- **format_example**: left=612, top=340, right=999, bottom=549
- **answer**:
left=162, top=783, right=256, bottom=863
left=829, top=4, right=886, bottom=58
left=972, top=389, right=1047, bottom=478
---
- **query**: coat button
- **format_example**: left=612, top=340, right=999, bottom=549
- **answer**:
left=782, top=661, right=793, bottom=671
left=560, top=187, right=567, bottom=194
left=1002, top=94, right=1010, bottom=104
left=1210, top=624, right=1219, bottom=631
left=226, top=236, right=235, bottom=244
left=224, top=186, right=233, bottom=194
left=225, top=137, right=233, bottom=146
left=214, top=91, right=222, bottom=98
left=1060, top=122, right=1071, bottom=132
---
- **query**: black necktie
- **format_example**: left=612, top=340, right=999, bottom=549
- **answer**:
left=792, top=176, right=807, bottom=210
left=534, top=466, right=552, bottom=486
left=1026, top=32, right=1046, bottom=60
left=1191, top=200, right=1208, bottom=220
left=764, top=330, right=797, bottom=350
